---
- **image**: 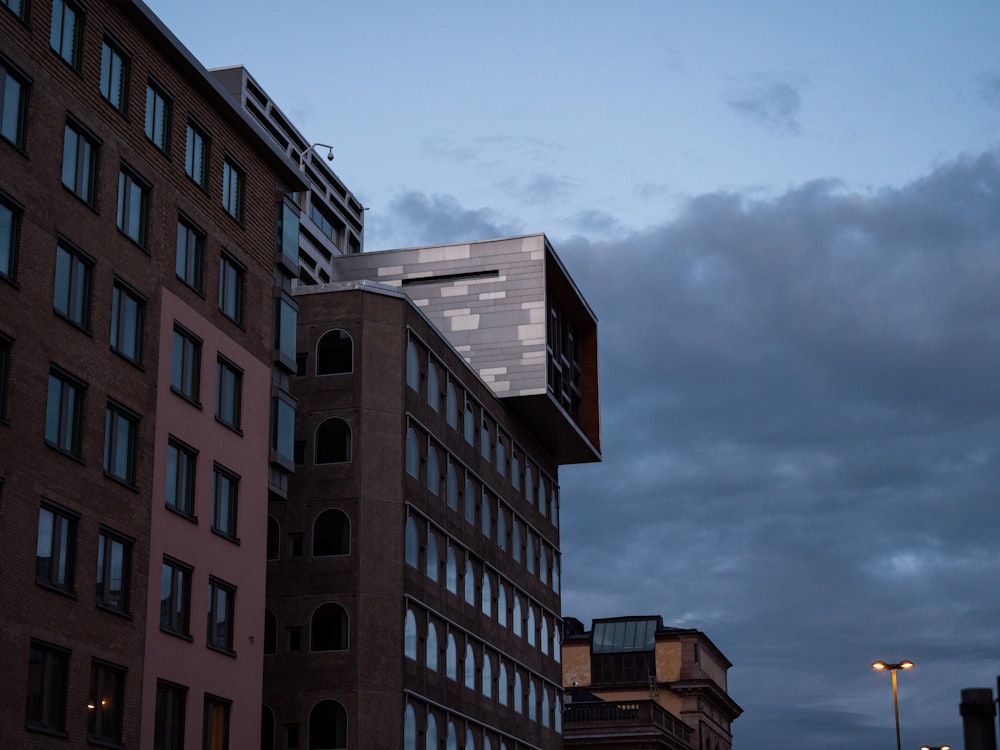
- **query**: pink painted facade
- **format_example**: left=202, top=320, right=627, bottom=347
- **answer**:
left=141, top=288, right=271, bottom=749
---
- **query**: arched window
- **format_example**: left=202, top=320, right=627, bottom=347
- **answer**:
left=447, top=721, right=458, bottom=750
left=525, top=465, right=534, bottom=505
left=541, top=617, right=549, bottom=656
left=539, top=545, right=548, bottom=584
left=427, top=446, right=440, bottom=495
left=405, top=517, right=419, bottom=568
left=446, top=547, right=457, bottom=594
left=526, top=534, right=535, bottom=574
left=426, top=621, right=438, bottom=672
left=427, top=361, right=440, bottom=411
left=497, top=584, right=507, bottom=627
left=465, top=732, right=476, bottom=750
left=552, top=558, right=560, bottom=594
left=426, top=531, right=439, bottom=582
left=463, top=400, right=475, bottom=445
left=512, top=596, right=522, bottom=637
left=481, top=572, right=491, bottom=618
left=554, top=631, right=561, bottom=665
left=446, top=633, right=457, bottom=680
left=555, top=695, right=562, bottom=733
left=464, top=476, right=475, bottom=525
left=406, top=341, right=420, bottom=391
left=541, top=688, right=550, bottom=728
left=511, top=451, right=520, bottom=490
left=262, top=704, right=275, bottom=750
left=309, top=700, right=347, bottom=750
left=496, top=508, right=507, bottom=551
left=315, top=418, right=351, bottom=464
left=513, top=672, right=523, bottom=714
left=446, top=383, right=458, bottom=428
left=464, top=560, right=475, bottom=605
left=404, top=609, right=418, bottom=661
left=480, top=419, right=490, bottom=461
left=404, top=704, right=417, bottom=750
left=527, top=605, right=536, bottom=646
left=425, top=714, right=438, bottom=750
left=481, top=493, right=491, bottom=539
left=464, top=643, right=476, bottom=689
left=317, top=329, right=352, bottom=375
left=267, top=515, right=280, bottom=560
left=484, top=738, right=492, bottom=750
left=512, top=522, right=521, bottom=563
left=495, top=435, right=505, bottom=475
left=264, top=609, right=277, bottom=655
left=446, top=464, right=458, bottom=510
left=313, top=509, right=350, bottom=556
left=311, top=602, right=348, bottom=651
left=552, top=488, right=559, bottom=528
left=498, top=663, right=508, bottom=706
left=537, top=476, right=545, bottom=514
left=528, top=680, right=537, bottom=721
left=405, top=428, right=420, bottom=478
left=482, top=652, right=493, bottom=698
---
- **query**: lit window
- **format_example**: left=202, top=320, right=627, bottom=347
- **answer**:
left=160, top=557, right=191, bottom=636
left=145, top=80, right=171, bottom=153
left=110, top=281, right=144, bottom=364
left=88, top=661, right=126, bottom=744
left=96, top=530, right=131, bottom=613
left=26, top=641, right=69, bottom=732
left=117, top=167, right=149, bottom=247
left=36, top=501, right=77, bottom=592
left=1, top=59, right=29, bottom=149
left=53, top=243, right=92, bottom=329
left=207, top=578, right=235, bottom=653
left=50, top=0, right=83, bottom=69
left=61, top=120, right=98, bottom=204
left=1, top=194, right=22, bottom=282
left=215, top=356, right=242, bottom=430
left=45, top=368, right=85, bottom=457
left=211, top=464, right=239, bottom=540
left=103, top=402, right=138, bottom=485
left=185, top=120, right=209, bottom=189
left=203, top=695, right=231, bottom=750
left=99, top=38, right=129, bottom=113
left=218, top=252, right=244, bottom=324
left=154, top=681, right=186, bottom=750
left=175, top=217, right=204, bottom=293
left=170, top=325, right=201, bottom=404
left=222, top=156, right=244, bottom=222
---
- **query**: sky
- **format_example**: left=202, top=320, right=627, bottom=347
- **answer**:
left=147, top=2, right=1000, bottom=748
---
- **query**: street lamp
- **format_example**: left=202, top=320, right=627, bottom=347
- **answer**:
left=919, top=745, right=951, bottom=750
left=871, top=660, right=914, bottom=750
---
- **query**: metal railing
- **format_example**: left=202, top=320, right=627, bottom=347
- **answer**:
left=564, top=699, right=693, bottom=743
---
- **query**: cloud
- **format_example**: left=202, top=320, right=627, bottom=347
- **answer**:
left=728, top=80, right=803, bottom=135
left=373, top=190, right=520, bottom=248
left=979, top=71, right=1000, bottom=105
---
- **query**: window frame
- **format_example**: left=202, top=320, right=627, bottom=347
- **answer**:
left=50, top=0, right=83, bottom=70
left=36, top=499, right=78, bottom=594
left=218, top=251, right=244, bottom=325
left=61, top=118, right=99, bottom=205
left=206, top=577, right=236, bottom=654
left=53, top=240, right=93, bottom=330
left=104, top=400, right=139, bottom=486
left=45, top=366, right=86, bottom=458
left=175, top=215, right=205, bottom=293
left=222, top=155, right=244, bottom=223
left=88, top=659, right=126, bottom=744
left=165, top=436, right=197, bottom=518
left=26, top=640, right=70, bottom=734
left=154, top=680, right=187, bottom=750
left=117, top=165, right=150, bottom=247
left=1, top=0, right=29, bottom=23
left=0, top=191, right=22, bottom=284
left=96, top=527, right=132, bottom=615
left=99, top=35, right=130, bottom=114
left=184, top=118, right=210, bottom=189
left=170, top=324, right=201, bottom=405
left=215, top=355, right=243, bottom=432
left=160, top=556, right=192, bottom=638
left=203, top=694, right=231, bottom=750
left=1, top=55, right=30, bottom=150
left=110, top=278, right=145, bottom=365
left=145, top=77, right=172, bottom=154
left=211, top=463, right=239, bottom=542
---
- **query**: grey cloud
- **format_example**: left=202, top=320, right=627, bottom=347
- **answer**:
left=376, top=190, right=520, bottom=248
left=728, top=81, right=803, bottom=135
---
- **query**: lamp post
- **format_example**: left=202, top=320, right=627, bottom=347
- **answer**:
left=871, top=660, right=914, bottom=750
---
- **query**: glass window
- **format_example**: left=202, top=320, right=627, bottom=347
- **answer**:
left=117, top=167, right=149, bottom=246
left=53, top=242, right=92, bottom=329
left=526, top=533, right=535, bottom=574
left=99, top=38, right=129, bottom=113
left=446, top=382, right=458, bottom=428
left=89, top=661, right=125, bottom=744
left=215, top=357, right=242, bottom=430
left=170, top=325, right=201, bottom=403
left=404, top=610, right=417, bottom=661
left=465, top=643, right=476, bottom=690
left=275, top=296, right=297, bottom=364
left=464, top=476, right=475, bottom=525
left=482, top=653, right=492, bottom=698
left=203, top=695, right=231, bottom=750
left=26, top=641, right=69, bottom=732
left=496, top=435, right=506, bottom=475
left=426, top=714, right=438, bottom=750
left=145, top=80, right=171, bottom=152
left=512, top=596, right=522, bottom=637
left=271, top=394, right=295, bottom=464
left=50, top=0, right=82, bottom=68
left=316, top=329, right=352, bottom=375
left=45, top=368, right=85, bottom=457
left=222, top=156, right=244, bottom=221
left=207, top=577, right=235, bottom=652
left=481, top=492, right=491, bottom=538
left=497, top=584, right=507, bottom=627
left=104, top=402, right=138, bottom=485
left=427, top=361, right=439, bottom=411
left=218, top=252, right=244, bottom=324
left=404, top=517, right=418, bottom=568
left=315, top=417, right=351, bottom=463
left=497, top=507, right=507, bottom=551
left=525, top=465, right=534, bottom=505
left=511, top=451, right=520, bottom=490
left=463, top=400, right=474, bottom=445
left=446, top=633, right=457, bottom=680
left=36, top=502, right=77, bottom=592
left=62, top=120, right=98, bottom=204
left=1, top=0, right=28, bottom=21
left=464, top=560, right=475, bottom=605
left=404, top=704, right=416, bottom=750
left=514, top=672, right=523, bottom=714
left=405, top=341, right=420, bottom=391
left=211, top=464, right=238, bottom=540
left=185, top=120, right=209, bottom=188
left=498, top=663, right=508, bottom=706
left=276, top=201, right=299, bottom=270
left=481, top=572, right=491, bottom=618
left=309, top=700, right=346, bottom=750
left=96, top=530, right=130, bottom=613
left=160, top=557, right=191, bottom=636
left=110, top=281, right=144, bottom=363
left=1, top=60, right=29, bottom=149
left=176, top=217, right=204, bottom=292
left=405, top=427, right=419, bottom=477
left=512, top=522, right=522, bottom=563
left=427, top=445, right=440, bottom=495
left=541, top=617, right=549, bottom=656
left=426, top=530, right=438, bottom=582
left=0, top=195, right=20, bottom=282
left=446, top=464, right=458, bottom=510
left=311, top=602, right=348, bottom=651
left=446, top=546, right=457, bottom=594
left=527, top=606, right=536, bottom=646
left=312, top=509, right=349, bottom=556
left=480, top=419, right=490, bottom=461
left=541, top=687, right=550, bottom=728
left=426, top=621, right=438, bottom=672
left=154, top=681, right=186, bottom=750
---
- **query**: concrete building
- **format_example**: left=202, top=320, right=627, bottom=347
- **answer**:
left=561, top=616, right=742, bottom=750
left=0, top=0, right=304, bottom=746
left=263, top=235, right=601, bottom=749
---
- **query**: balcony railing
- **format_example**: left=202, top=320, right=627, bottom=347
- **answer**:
left=564, top=699, right=693, bottom=744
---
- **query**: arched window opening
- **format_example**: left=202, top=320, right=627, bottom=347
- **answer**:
left=311, top=602, right=348, bottom=651
left=264, top=609, right=277, bottom=655
left=498, top=663, right=508, bottom=706
left=481, top=493, right=491, bottom=539
left=513, top=672, right=523, bottom=714
left=495, top=436, right=505, bottom=476
left=513, top=596, right=522, bottom=637
left=446, top=547, right=458, bottom=594
left=497, top=584, right=507, bottom=628
left=425, top=714, right=438, bottom=750
left=317, top=329, right=352, bottom=375
left=527, top=606, right=536, bottom=646
left=552, top=488, right=559, bottom=528
left=405, top=428, right=420, bottom=478
left=315, top=418, right=351, bottom=464
left=267, top=515, right=280, bottom=560
left=446, top=633, right=457, bottom=680
left=261, top=704, right=276, bottom=750
left=404, top=704, right=417, bottom=750
left=465, top=643, right=476, bottom=689
left=405, top=517, right=419, bottom=568
left=482, top=652, right=493, bottom=698
left=541, top=689, right=550, bottom=728
left=446, top=464, right=458, bottom=510
left=406, top=341, right=420, bottom=391
left=464, top=476, right=475, bottom=525
left=447, top=721, right=458, bottom=750
left=426, top=621, right=439, bottom=672
left=541, top=617, right=549, bottom=656
left=525, top=465, right=534, bottom=505
left=526, top=534, right=535, bottom=574
left=528, top=680, right=538, bottom=721
left=427, top=446, right=440, bottom=495
left=497, top=508, right=507, bottom=551
left=511, top=451, right=520, bottom=490
left=426, top=531, right=439, bottom=582
left=313, top=509, right=350, bottom=556
left=404, top=609, right=418, bottom=661
left=480, top=419, right=490, bottom=461
left=427, top=361, right=440, bottom=412
left=464, top=560, right=475, bottom=605
left=446, top=383, right=458, bottom=428
left=512, top=522, right=522, bottom=563
left=539, top=545, right=548, bottom=584
left=463, top=401, right=475, bottom=445
left=553, top=558, right=560, bottom=594
left=481, top=572, right=492, bottom=618
left=308, top=700, right=347, bottom=750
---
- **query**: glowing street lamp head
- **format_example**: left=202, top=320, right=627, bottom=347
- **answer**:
left=871, top=661, right=887, bottom=670
left=871, top=660, right=914, bottom=671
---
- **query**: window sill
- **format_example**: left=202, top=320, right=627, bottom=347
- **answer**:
left=170, top=386, right=202, bottom=409
left=116, top=227, right=150, bottom=255
left=0, top=272, right=19, bottom=290
left=36, top=580, right=78, bottom=599
left=103, top=471, right=139, bottom=493
left=44, top=440, right=85, bottom=465
left=176, top=275, right=206, bottom=300
left=207, top=643, right=236, bottom=658
left=165, top=504, right=198, bottom=524
left=61, top=183, right=99, bottom=214
left=96, top=602, right=133, bottom=620
left=54, top=309, right=93, bottom=336
left=215, top=416, right=243, bottom=437
left=88, top=733, right=126, bottom=749
left=210, top=528, right=240, bottom=546
left=160, top=627, right=193, bottom=642
left=25, top=722, right=69, bottom=739
left=110, top=347, right=145, bottom=372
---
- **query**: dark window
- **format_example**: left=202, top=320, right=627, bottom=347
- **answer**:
left=308, top=700, right=347, bottom=750
left=315, top=418, right=350, bottom=464
left=171, top=325, right=201, bottom=404
left=218, top=252, right=244, bottom=324
left=154, top=681, right=186, bottom=750
left=145, top=79, right=171, bottom=153
left=1, top=59, right=29, bottom=149
left=0, top=194, right=21, bottom=282
left=263, top=609, right=277, bottom=654
left=590, top=618, right=660, bottom=686
left=222, top=157, right=243, bottom=222
left=26, top=641, right=69, bottom=733
left=207, top=578, right=235, bottom=653
left=89, top=660, right=126, bottom=744
left=262, top=706, right=276, bottom=750
left=160, top=557, right=191, bottom=637
left=117, top=167, right=149, bottom=246
left=36, top=501, right=77, bottom=592
left=312, top=509, right=349, bottom=556
left=62, top=120, right=98, bottom=204
left=287, top=725, right=300, bottom=749
left=96, top=529, right=131, bottom=613
left=274, top=296, right=297, bottom=364
left=166, top=437, right=196, bottom=517
left=185, top=120, right=209, bottom=188
left=176, top=217, right=204, bottom=292
left=316, top=330, right=353, bottom=375
left=45, top=368, right=85, bottom=457
left=99, top=37, right=129, bottom=113
left=104, top=401, right=138, bottom=485
left=203, top=695, right=231, bottom=750
left=310, top=603, right=348, bottom=651
left=271, top=394, right=295, bottom=464
left=53, top=242, right=92, bottom=329
left=295, top=353, right=308, bottom=377
left=50, top=0, right=83, bottom=69
left=110, top=281, right=144, bottom=364
left=288, top=533, right=303, bottom=559
left=211, top=464, right=238, bottom=540
left=216, top=357, right=242, bottom=430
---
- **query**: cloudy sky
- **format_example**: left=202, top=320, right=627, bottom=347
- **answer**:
left=148, top=1, right=1000, bottom=747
